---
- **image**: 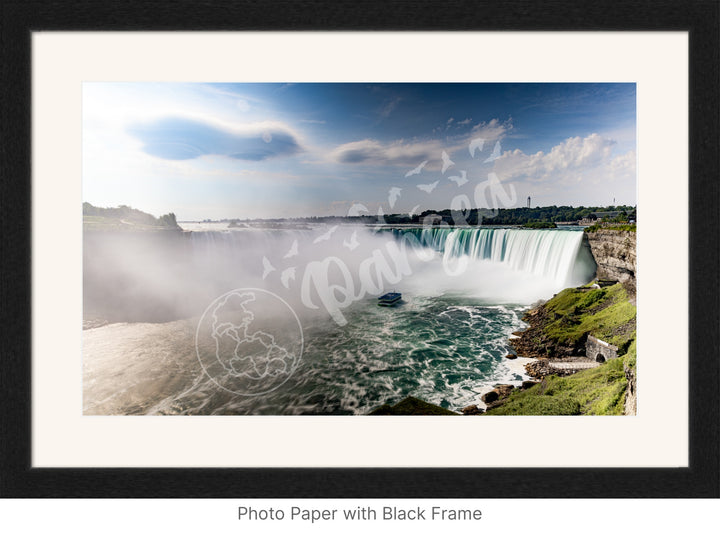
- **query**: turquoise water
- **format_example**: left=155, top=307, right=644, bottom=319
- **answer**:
left=104, top=294, right=530, bottom=415
left=287, top=295, right=529, bottom=414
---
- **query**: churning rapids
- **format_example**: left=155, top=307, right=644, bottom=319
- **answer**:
left=83, top=224, right=596, bottom=415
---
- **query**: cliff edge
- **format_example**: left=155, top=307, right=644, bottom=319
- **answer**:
left=585, top=228, right=636, bottom=294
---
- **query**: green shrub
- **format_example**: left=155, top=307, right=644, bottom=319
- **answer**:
left=585, top=224, right=636, bottom=233
left=522, top=221, right=557, bottom=229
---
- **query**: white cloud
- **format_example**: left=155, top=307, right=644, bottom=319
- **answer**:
left=457, top=117, right=472, bottom=126
left=491, top=133, right=634, bottom=187
left=609, top=149, right=636, bottom=176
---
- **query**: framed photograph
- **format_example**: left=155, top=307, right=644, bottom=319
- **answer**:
left=1, top=1, right=718, bottom=498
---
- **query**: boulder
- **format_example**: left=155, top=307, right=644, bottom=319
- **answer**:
left=494, top=384, right=514, bottom=398
left=461, top=405, right=484, bottom=415
left=505, top=353, right=518, bottom=360
left=525, top=359, right=553, bottom=379
left=481, top=384, right=515, bottom=405
left=521, top=380, right=540, bottom=390
left=481, top=390, right=499, bottom=404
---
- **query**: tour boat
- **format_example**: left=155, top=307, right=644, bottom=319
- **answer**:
left=377, top=292, right=402, bottom=306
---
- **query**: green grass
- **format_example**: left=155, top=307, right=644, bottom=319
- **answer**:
left=487, top=356, right=630, bottom=415
left=624, top=339, right=637, bottom=369
left=542, top=284, right=636, bottom=349
left=585, top=224, right=636, bottom=233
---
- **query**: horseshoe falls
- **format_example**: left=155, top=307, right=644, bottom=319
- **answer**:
left=83, top=225, right=597, bottom=415
left=396, top=226, right=596, bottom=290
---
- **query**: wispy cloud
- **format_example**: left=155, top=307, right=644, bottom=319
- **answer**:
left=330, top=118, right=511, bottom=169
left=127, top=116, right=303, bottom=161
left=378, top=97, right=402, bottom=120
left=328, top=117, right=513, bottom=170
left=201, top=85, right=263, bottom=110
left=471, top=118, right=512, bottom=140
left=328, top=138, right=443, bottom=167
left=300, top=119, right=326, bottom=124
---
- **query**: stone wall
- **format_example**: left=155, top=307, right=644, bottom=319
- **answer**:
left=586, top=335, right=619, bottom=363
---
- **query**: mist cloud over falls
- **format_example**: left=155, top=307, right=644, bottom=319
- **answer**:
left=83, top=226, right=595, bottom=327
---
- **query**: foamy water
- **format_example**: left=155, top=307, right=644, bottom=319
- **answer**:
left=83, top=297, right=531, bottom=415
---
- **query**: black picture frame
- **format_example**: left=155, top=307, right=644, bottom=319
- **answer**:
left=1, top=0, right=718, bottom=498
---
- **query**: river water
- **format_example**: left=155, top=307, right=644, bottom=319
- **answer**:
left=83, top=224, right=595, bottom=415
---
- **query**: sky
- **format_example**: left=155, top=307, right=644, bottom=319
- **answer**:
left=83, top=83, right=636, bottom=220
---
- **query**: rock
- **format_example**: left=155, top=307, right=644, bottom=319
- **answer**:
left=481, top=384, right=515, bottom=405
left=481, top=390, right=499, bottom=404
left=504, top=353, right=518, bottom=360
left=624, top=363, right=637, bottom=416
left=494, top=384, right=514, bottom=398
left=461, top=405, right=484, bottom=415
left=585, top=229, right=636, bottom=295
left=521, top=380, right=539, bottom=390
left=525, top=359, right=553, bottom=379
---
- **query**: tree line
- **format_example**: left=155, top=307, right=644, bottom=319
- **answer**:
left=83, top=202, right=179, bottom=228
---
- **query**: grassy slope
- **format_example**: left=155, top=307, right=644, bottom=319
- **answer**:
left=488, top=285, right=636, bottom=416
left=542, top=283, right=636, bottom=349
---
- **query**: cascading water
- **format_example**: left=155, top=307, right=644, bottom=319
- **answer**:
left=392, top=226, right=596, bottom=288
left=184, top=225, right=596, bottom=294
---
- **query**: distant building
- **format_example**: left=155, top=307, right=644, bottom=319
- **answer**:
left=527, top=196, right=531, bottom=208
left=589, top=211, right=621, bottom=221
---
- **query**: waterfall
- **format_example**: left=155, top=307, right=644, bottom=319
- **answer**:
left=185, top=225, right=596, bottom=289
left=180, top=224, right=596, bottom=309
left=392, top=227, right=596, bottom=287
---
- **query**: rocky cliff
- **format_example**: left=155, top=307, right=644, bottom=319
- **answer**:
left=509, top=282, right=636, bottom=361
left=624, top=362, right=637, bottom=415
left=585, top=229, right=636, bottom=294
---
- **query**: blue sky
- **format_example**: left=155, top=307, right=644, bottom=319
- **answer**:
left=83, top=83, right=636, bottom=220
